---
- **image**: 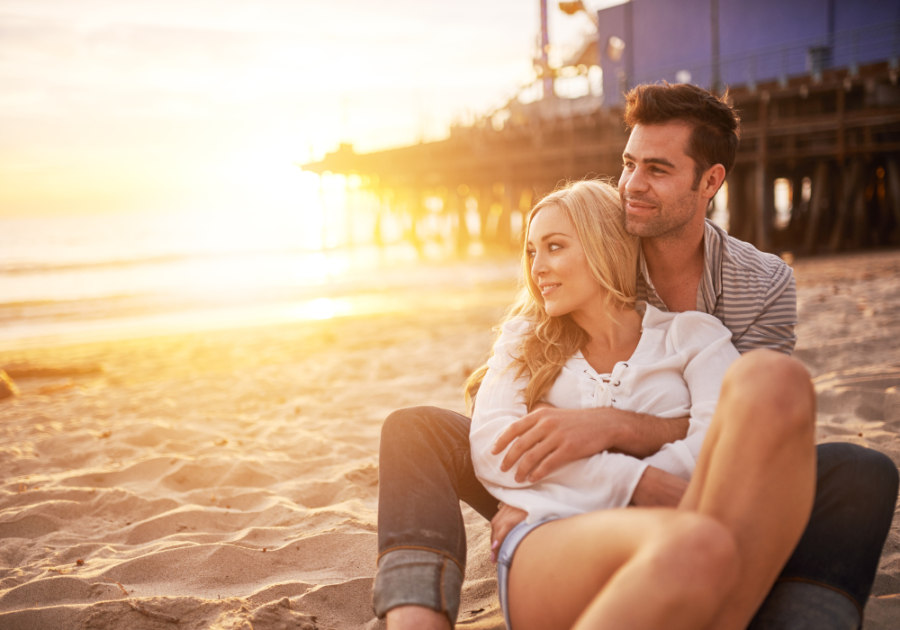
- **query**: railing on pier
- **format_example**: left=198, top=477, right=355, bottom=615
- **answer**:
left=630, top=21, right=900, bottom=92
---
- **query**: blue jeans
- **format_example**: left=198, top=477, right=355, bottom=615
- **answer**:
left=374, top=406, right=899, bottom=627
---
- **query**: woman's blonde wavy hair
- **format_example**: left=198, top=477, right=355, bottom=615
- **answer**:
left=464, top=179, right=639, bottom=413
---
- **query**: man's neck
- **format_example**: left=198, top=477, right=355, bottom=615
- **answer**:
left=642, top=219, right=706, bottom=313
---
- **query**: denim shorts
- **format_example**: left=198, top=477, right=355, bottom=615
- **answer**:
left=496, top=518, right=557, bottom=630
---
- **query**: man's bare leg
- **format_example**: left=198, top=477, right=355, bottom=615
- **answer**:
left=386, top=606, right=451, bottom=630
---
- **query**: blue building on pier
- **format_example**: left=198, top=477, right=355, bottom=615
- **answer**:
left=597, top=0, right=900, bottom=106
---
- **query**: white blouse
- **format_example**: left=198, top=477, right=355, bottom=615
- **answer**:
left=470, top=302, right=740, bottom=523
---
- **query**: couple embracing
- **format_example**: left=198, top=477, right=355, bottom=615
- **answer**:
left=374, top=84, right=898, bottom=629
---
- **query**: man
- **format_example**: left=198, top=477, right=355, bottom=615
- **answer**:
left=374, top=83, right=898, bottom=630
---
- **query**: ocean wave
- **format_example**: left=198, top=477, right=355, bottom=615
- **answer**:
left=0, top=249, right=302, bottom=276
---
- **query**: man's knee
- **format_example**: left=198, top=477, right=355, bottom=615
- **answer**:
left=749, top=581, right=861, bottom=630
left=818, top=442, right=899, bottom=488
left=781, top=443, right=898, bottom=609
left=382, top=406, right=430, bottom=442
left=721, top=351, right=815, bottom=433
left=816, top=442, right=899, bottom=520
left=382, top=406, right=466, bottom=449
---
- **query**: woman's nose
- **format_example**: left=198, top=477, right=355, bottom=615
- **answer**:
left=531, top=250, right=548, bottom=276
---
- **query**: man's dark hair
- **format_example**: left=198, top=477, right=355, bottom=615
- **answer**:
left=623, top=83, right=740, bottom=189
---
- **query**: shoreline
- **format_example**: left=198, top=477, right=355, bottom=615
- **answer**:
left=0, top=277, right=520, bottom=354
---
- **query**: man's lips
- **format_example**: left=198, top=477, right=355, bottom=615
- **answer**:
left=624, top=197, right=657, bottom=213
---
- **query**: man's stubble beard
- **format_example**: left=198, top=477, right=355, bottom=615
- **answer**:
left=622, top=189, right=700, bottom=239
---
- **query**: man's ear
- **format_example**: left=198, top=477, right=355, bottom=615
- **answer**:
left=701, top=164, right=727, bottom=201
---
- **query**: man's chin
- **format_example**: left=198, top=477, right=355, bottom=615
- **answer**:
left=625, top=216, right=660, bottom=238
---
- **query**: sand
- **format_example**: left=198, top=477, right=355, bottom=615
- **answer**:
left=0, top=252, right=898, bottom=630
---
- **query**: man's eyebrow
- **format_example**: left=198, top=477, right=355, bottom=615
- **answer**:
left=622, top=152, right=675, bottom=169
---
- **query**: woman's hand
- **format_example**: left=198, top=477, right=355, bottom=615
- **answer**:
left=490, top=503, right=528, bottom=563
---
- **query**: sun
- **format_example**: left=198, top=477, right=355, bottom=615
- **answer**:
left=198, top=139, right=327, bottom=251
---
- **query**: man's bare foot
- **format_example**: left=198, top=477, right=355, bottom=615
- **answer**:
left=385, top=605, right=451, bottom=630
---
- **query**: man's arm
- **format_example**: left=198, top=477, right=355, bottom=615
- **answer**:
left=732, top=259, right=798, bottom=355
left=492, top=406, right=690, bottom=507
left=492, top=404, right=689, bottom=483
left=630, top=466, right=688, bottom=507
left=496, top=312, right=739, bottom=487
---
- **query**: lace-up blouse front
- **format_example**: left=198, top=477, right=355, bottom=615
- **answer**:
left=470, top=302, right=740, bottom=523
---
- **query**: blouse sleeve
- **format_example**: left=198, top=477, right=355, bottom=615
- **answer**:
left=470, top=319, right=649, bottom=523
left=641, top=312, right=740, bottom=479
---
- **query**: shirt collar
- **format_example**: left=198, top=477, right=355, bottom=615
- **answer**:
left=637, top=219, right=724, bottom=315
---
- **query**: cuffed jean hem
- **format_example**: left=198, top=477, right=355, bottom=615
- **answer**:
left=372, top=549, right=464, bottom=626
left=748, top=581, right=861, bottom=630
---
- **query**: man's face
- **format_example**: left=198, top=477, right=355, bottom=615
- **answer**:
left=618, top=122, right=704, bottom=239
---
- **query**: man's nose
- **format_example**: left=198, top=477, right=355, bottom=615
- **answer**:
left=624, top=167, right=649, bottom=193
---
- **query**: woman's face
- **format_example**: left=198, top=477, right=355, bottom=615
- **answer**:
left=527, top=204, right=604, bottom=317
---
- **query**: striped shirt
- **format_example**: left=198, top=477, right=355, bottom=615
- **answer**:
left=636, top=220, right=797, bottom=355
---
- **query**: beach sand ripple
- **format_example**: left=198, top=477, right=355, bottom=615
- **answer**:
left=0, top=256, right=898, bottom=628
left=0, top=295, right=506, bottom=629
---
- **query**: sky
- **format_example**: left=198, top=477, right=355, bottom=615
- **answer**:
left=0, top=0, right=621, bottom=217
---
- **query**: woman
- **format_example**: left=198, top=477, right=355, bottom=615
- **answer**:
left=467, top=180, right=816, bottom=630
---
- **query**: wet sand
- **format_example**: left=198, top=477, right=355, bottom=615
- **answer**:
left=0, top=252, right=898, bottom=629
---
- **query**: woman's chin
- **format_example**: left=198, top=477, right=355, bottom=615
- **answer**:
left=544, top=302, right=569, bottom=318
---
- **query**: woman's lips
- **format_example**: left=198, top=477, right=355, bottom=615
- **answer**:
left=540, top=283, right=560, bottom=296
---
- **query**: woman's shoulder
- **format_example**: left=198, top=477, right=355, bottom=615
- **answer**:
left=489, top=318, right=533, bottom=364
left=641, top=303, right=732, bottom=345
left=500, top=317, right=533, bottom=334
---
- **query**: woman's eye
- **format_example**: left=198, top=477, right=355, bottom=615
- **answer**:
left=548, top=243, right=562, bottom=251
left=526, top=249, right=536, bottom=258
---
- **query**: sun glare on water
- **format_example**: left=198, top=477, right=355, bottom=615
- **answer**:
left=200, top=139, right=327, bottom=249
left=0, top=0, right=547, bottom=347
left=303, top=297, right=337, bottom=320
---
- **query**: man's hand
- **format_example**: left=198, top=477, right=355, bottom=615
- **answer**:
left=492, top=404, right=624, bottom=483
left=492, top=403, right=690, bottom=483
left=490, top=503, right=528, bottom=563
left=630, top=466, right=688, bottom=507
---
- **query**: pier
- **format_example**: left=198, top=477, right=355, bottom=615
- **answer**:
left=302, top=2, right=900, bottom=257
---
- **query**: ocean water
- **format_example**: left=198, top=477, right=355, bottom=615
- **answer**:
left=0, top=210, right=520, bottom=349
